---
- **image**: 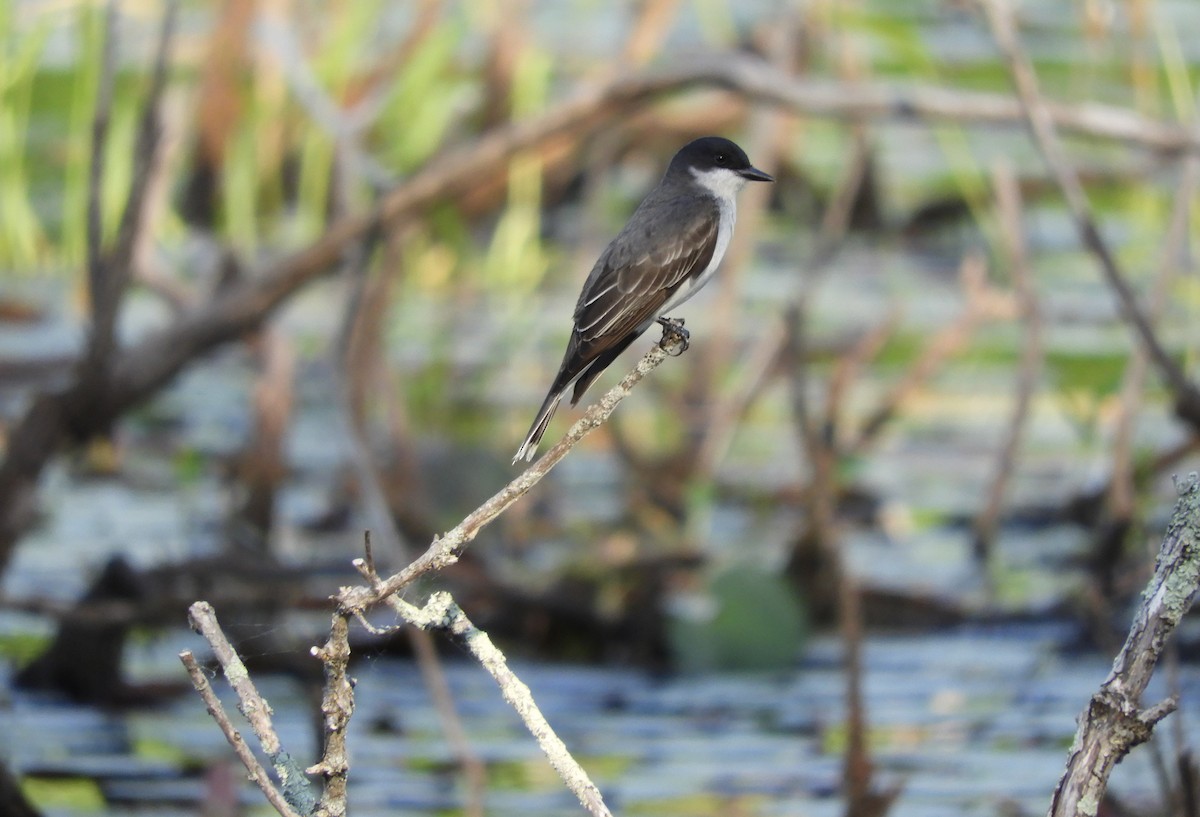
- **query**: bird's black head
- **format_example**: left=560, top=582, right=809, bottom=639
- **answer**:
left=669, top=136, right=774, bottom=184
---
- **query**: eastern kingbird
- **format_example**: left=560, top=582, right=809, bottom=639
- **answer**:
left=513, top=136, right=773, bottom=464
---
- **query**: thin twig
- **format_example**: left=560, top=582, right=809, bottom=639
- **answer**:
left=85, top=1, right=118, bottom=333
left=325, top=325, right=686, bottom=816
left=378, top=590, right=614, bottom=817
left=973, top=159, right=1042, bottom=563
left=980, top=0, right=1200, bottom=425
left=1048, top=474, right=1200, bottom=816
left=338, top=329, right=685, bottom=613
left=186, top=602, right=316, bottom=814
left=180, top=651, right=304, bottom=817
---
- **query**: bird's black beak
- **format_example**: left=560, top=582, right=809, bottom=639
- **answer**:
left=739, top=166, right=774, bottom=183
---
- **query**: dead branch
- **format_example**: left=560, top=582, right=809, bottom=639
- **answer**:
left=358, top=584, right=614, bottom=817
left=185, top=601, right=317, bottom=816
left=980, top=0, right=1200, bottom=432
left=338, top=328, right=686, bottom=613
left=307, top=613, right=353, bottom=817
left=1048, top=473, right=1200, bottom=817
left=188, top=333, right=680, bottom=816
left=973, top=159, right=1042, bottom=562
left=181, top=650, right=304, bottom=817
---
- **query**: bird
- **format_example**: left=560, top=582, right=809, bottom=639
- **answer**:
left=513, top=136, right=773, bottom=464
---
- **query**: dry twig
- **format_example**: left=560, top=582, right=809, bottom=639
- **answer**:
left=187, top=333, right=681, bottom=816
left=339, top=328, right=686, bottom=612
left=307, top=613, right=353, bottom=817
left=184, top=602, right=316, bottom=815
left=1048, top=474, right=1200, bottom=816
left=980, top=0, right=1200, bottom=429
left=973, top=159, right=1042, bottom=562
left=356, top=581, right=614, bottom=817
left=180, top=650, right=304, bottom=817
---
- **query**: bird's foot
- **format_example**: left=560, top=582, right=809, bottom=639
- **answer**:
left=656, top=316, right=689, bottom=355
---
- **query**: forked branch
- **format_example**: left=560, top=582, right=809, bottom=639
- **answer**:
left=186, top=332, right=685, bottom=816
left=1048, top=474, right=1200, bottom=816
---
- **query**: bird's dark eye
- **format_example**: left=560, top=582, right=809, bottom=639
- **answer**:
left=715, top=154, right=728, bottom=165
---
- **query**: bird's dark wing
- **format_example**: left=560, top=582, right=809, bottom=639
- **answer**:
left=540, top=195, right=720, bottom=405
left=515, top=196, right=720, bottom=461
left=573, top=196, right=720, bottom=346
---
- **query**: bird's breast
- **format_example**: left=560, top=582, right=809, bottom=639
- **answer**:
left=655, top=195, right=736, bottom=319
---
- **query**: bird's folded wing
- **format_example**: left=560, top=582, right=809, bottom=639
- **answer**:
left=573, top=200, right=719, bottom=347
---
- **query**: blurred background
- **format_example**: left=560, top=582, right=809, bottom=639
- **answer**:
left=2, top=0, right=1200, bottom=815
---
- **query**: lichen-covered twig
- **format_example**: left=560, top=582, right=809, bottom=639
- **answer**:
left=180, top=650, right=304, bottom=817
left=184, top=601, right=316, bottom=815
left=370, top=588, right=614, bottom=817
left=1048, top=474, right=1200, bottom=816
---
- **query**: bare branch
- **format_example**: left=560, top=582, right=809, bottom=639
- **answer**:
left=180, top=650, right=304, bottom=817
left=85, top=1, right=118, bottom=326
left=338, top=328, right=686, bottom=613
left=292, top=325, right=686, bottom=816
left=973, top=159, right=1042, bottom=562
left=186, top=602, right=317, bottom=815
left=980, top=0, right=1200, bottom=427
left=1049, top=474, right=1200, bottom=816
left=308, top=613, right=353, bottom=817
left=384, top=590, right=614, bottom=817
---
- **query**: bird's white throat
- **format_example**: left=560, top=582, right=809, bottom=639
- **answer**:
left=690, top=165, right=749, bottom=201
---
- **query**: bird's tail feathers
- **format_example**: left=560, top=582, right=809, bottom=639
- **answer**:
left=513, top=389, right=563, bottom=464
